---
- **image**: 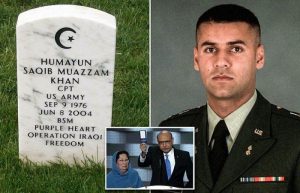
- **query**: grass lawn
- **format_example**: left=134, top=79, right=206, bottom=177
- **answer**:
left=0, top=0, right=149, bottom=192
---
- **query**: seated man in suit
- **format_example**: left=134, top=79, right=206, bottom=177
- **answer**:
left=138, top=130, right=193, bottom=188
left=160, top=4, right=300, bottom=193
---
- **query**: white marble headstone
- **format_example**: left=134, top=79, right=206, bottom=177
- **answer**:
left=17, top=5, right=116, bottom=164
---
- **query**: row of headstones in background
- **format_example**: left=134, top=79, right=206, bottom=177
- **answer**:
left=17, top=5, right=116, bottom=164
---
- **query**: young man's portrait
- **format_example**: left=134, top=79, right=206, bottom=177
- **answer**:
left=152, top=1, right=300, bottom=192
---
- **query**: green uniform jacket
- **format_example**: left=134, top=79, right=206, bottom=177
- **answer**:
left=160, top=91, right=300, bottom=193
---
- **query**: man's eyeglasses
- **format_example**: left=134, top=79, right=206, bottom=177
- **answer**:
left=158, top=140, right=172, bottom=145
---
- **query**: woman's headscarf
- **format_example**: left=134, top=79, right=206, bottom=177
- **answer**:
left=107, top=151, right=142, bottom=188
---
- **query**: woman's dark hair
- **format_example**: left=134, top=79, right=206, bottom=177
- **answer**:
left=116, top=150, right=129, bottom=162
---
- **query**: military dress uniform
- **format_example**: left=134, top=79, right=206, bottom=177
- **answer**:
left=160, top=91, right=300, bottom=193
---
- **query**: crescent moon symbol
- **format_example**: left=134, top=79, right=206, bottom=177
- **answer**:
left=55, top=27, right=76, bottom=49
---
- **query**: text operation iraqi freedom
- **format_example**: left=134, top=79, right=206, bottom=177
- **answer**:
left=27, top=133, right=102, bottom=147
left=27, top=132, right=101, bottom=140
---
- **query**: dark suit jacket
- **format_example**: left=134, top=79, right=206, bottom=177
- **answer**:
left=138, top=146, right=193, bottom=188
left=160, top=91, right=300, bottom=193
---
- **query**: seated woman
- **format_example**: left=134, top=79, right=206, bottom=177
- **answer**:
left=107, top=150, right=142, bottom=188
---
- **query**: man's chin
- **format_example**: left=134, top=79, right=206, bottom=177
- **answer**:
left=206, top=86, right=238, bottom=98
left=209, top=91, right=234, bottom=100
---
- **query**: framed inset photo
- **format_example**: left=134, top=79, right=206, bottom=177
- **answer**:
left=105, top=127, right=195, bottom=190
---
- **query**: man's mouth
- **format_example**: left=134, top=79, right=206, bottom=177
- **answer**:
left=212, top=74, right=233, bottom=81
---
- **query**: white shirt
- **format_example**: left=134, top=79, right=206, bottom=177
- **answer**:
left=207, top=91, right=257, bottom=152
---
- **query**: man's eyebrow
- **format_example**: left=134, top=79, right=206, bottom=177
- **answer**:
left=199, top=41, right=216, bottom=47
left=199, top=40, right=246, bottom=47
left=227, top=40, right=246, bottom=45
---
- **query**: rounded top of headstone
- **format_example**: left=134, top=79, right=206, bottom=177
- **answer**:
left=17, top=5, right=116, bottom=29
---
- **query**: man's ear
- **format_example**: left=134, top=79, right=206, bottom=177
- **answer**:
left=256, top=44, right=265, bottom=70
left=194, top=47, right=200, bottom=71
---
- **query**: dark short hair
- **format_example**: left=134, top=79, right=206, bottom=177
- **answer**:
left=195, top=4, right=261, bottom=44
left=116, top=150, right=129, bottom=163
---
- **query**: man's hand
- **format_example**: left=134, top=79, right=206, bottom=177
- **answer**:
left=140, top=143, right=147, bottom=158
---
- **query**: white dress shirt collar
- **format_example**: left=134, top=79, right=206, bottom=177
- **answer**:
left=207, top=91, right=257, bottom=152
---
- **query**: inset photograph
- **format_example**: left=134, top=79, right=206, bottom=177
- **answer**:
left=105, top=127, right=194, bottom=190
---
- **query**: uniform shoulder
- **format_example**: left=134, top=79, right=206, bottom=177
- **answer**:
left=159, top=106, right=204, bottom=126
left=271, top=104, right=300, bottom=121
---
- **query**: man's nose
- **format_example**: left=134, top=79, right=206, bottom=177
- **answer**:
left=214, top=51, right=231, bottom=68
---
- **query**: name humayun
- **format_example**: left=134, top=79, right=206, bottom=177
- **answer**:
left=41, top=58, right=92, bottom=66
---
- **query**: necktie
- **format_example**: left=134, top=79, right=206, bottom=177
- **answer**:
left=165, top=154, right=171, bottom=180
left=209, top=120, right=229, bottom=184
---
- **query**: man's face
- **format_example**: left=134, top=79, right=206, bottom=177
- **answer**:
left=116, top=153, right=129, bottom=174
left=194, top=22, right=264, bottom=104
left=157, top=132, right=173, bottom=153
